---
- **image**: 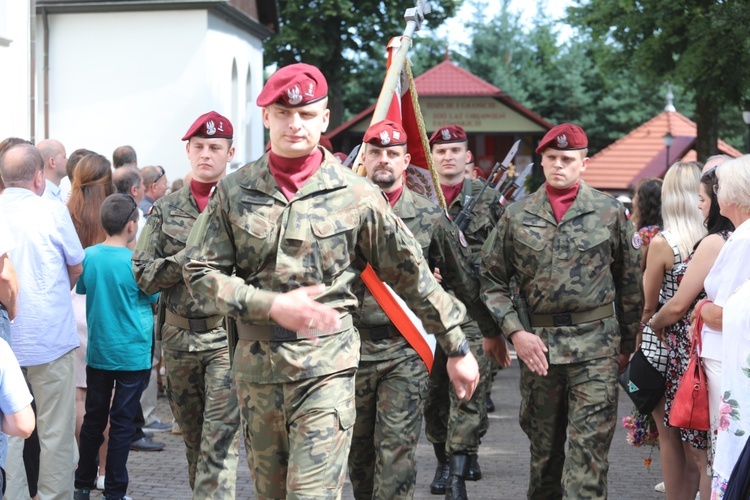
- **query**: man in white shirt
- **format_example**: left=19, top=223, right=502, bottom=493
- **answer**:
left=37, top=139, right=68, bottom=203
left=0, top=143, right=84, bottom=500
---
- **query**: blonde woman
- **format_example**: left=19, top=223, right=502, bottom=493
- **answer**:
left=641, top=161, right=706, bottom=499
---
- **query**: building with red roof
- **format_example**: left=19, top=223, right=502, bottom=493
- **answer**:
left=583, top=108, right=742, bottom=196
left=328, top=57, right=552, bottom=175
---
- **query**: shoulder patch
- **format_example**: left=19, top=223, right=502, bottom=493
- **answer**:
left=631, top=232, right=642, bottom=250
left=458, top=230, right=468, bottom=248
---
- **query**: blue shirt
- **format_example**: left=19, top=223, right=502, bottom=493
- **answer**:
left=77, top=244, right=157, bottom=371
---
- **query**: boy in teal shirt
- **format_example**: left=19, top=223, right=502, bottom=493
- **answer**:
left=74, top=194, right=158, bottom=500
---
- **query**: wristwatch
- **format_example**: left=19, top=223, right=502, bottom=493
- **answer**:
left=447, top=339, right=470, bottom=358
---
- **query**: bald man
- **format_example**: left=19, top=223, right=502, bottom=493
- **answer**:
left=37, top=139, right=68, bottom=203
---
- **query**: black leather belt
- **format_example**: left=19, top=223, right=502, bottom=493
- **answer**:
left=236, top=315, right=353, bottom=341
left=358, top=324, right=399, bottom=341
left=164, top=310, right=224, bottom=333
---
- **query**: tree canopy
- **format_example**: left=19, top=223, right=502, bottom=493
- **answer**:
left=567, top=0, right=750, bottom=160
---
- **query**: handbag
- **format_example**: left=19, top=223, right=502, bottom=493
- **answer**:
left=619, top=348, right=667, bottom=414
left=668, top=301, right=710, bottom=431
left=640, top=322, right=669, bottom=376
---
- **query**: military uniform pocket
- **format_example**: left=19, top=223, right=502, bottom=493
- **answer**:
left=310, top=208, right=360, bottom=276
left=335, top=401, right=356, bottom=431
left=514, top=224, right=548, bottom=277
left=227, top=211, right=276, bottom=268
left=573, top=228, right=613, bottom=279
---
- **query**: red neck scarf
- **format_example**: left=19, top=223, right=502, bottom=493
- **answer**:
left=268, top=149, right=323, bottom=200
left=545, top=182, right=580, bottom=222
left=383, top=186, right=404, bottom=207
left=441, top=182, right=464, bottom=207
left=190, top=179, right=218, bottom=213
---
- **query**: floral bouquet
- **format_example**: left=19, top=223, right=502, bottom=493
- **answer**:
left=622, top=407, right=659, bottom=470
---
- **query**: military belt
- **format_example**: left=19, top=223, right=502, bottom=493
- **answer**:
left=236, top=315, right=353, bottom=342
left=164, top=310, right=224, bottom=333
left=529, top=304, right=614, bottom=328
left=358, top=324, right=399, bottom=341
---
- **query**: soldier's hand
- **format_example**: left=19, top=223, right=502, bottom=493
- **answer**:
left=433, top=267, right=443, bottom=283
left=619, top=353, right=630, bottom=374
left=446, top=352, right=480, bottom=401
left=511, top=330, right=549, bottom=376
left=269, top=285, right=342, bottom=338
left=483, top=337, right=511, bottom=368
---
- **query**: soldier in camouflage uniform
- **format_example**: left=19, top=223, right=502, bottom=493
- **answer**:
left=181, top=64, right=480, bottom=500
left=132, top=111, right=240, bottom=499
left=348, top=120, right=502, bottom=500
left=426, top=125, right=507, bottom=498
left=480, top=123, right=643, bottom=499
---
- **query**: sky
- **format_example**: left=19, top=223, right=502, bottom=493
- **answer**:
left=435, top=0, right=575, bottom=48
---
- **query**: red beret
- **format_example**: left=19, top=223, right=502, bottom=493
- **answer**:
left=429, top=125, right=467, bottom=147
left=181, top=111, right=233, bottom=141
left=536, top=123, right=588, bottom=154
left=319, top=135, right=333, bottom=151
left=363, top=120, right=407, bottom=148
left=256, top=63, right=328, bottom=108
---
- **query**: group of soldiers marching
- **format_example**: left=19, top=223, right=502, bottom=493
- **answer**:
left=131, top=62, right=642, bottom=500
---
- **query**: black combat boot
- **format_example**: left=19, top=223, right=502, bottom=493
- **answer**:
left=445, top=453, right=470, bottom=500
left=485, top=395, right=495, bottom=413
left=430, top=442, right=450, bottom=495
left=466, top=453, right=482, bottom=481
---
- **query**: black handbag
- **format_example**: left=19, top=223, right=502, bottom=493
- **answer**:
left=618, top=348, right=666, bottom=414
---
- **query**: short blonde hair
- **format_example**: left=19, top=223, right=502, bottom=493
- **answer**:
left=716, top=155, right=750, bottom=214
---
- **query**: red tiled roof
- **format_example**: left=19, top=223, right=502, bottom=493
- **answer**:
left=413, top=59, right=502, bottom=96
left=583, top=111, right=742, bottom=191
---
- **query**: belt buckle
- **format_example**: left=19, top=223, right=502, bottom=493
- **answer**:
left=189, top=318, right=209, bottom=332
left=370, top=326, right=390, bottom=341
left=552, top=313, right=572, bottom=327
left=272, top=325, right=297, bottom=341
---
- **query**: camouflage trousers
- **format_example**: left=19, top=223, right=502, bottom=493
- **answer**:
left=519, top=355, right=619, bottom=500
left=236, top=368, right=357, bottom=500
left=164, top=346, right=240, bottom=499
left=424, top=321, right=489, bottom=454
left=348, top=350, right=428, bottom=499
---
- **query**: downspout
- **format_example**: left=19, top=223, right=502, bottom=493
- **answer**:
left=28, top=0, right=36, bottom=142
left=42, top=5, right=50, bottom=139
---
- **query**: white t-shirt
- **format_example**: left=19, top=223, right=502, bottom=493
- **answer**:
left=703, top=219, right=750, bottom=360
left=0, top=188, right=85, bottom=366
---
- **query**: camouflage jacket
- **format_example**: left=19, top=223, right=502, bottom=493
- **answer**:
left=354, top=187, right=501, bottom=362
left=479, top=181, right=643, bottom=363
left=447, top=178, right=503, bottom=259
left=132, top=185, right=227, bottom=352
left=182, top=149, right=467, bottom=384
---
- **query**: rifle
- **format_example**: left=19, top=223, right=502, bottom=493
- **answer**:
left=453, top=140, right=520, bottom=231
left=499, top=161, right=533, bottom=206
left=342, top=143, right=361, bottom=169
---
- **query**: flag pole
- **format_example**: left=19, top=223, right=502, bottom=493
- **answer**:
left=354, top=1, right=431, bottom=175
left=371, top=1, right=429, bottom=123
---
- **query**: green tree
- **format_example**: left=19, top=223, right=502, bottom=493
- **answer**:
left=264, top=0, right=461, bottom=127
left=567, top=0, right=750, bottom=159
